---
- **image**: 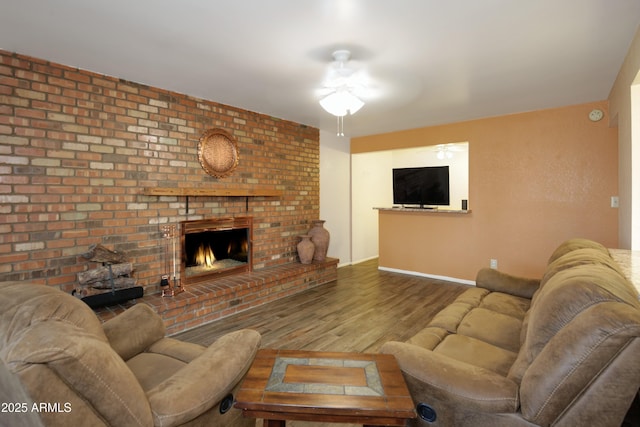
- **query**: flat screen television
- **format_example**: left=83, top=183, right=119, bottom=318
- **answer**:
left=392, top=166, right=450, bottom=207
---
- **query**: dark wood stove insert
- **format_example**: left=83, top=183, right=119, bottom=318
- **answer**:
left=180, top=217, right=252, bottom=285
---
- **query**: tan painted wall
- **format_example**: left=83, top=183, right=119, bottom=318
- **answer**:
left=352, top=101, right=618, bottom=281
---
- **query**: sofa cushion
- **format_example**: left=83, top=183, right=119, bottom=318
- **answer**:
left=381, top=341, right=520, bottom=414
left=478, top=292, right=530, bottom=320
left=508, top=264, right=640, bottom=384
left=454, top=287, right=491, bottom=306
left=428, top=288, right=489, bottom=332
left=434, top=334, right=518, bottom=377
left=476, top=268, right=540, bottom=299
left=519, top=302, right=640, bottom=425
left=540, top=247, right=626, bottom=289
left=406, top=326, right=449, bottom=350
left=546, top=238, right=608, bottom=264
left=458, top=308, right=523, bottom=353
left=528, top=265, right=639, bottom=356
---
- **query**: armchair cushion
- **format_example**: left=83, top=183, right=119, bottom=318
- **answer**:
left=0, top=358, right=44, bottom=427
left=103, top=303, right=166, bottom=361
left=146, top=338, right=206, bottom=363
left=146, top=329, right=260, bottom=427
left=0, top=281, right=108, bottom=344
left=7, top=321, right=153, bottom=427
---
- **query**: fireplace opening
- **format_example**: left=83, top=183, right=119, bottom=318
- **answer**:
left=181, top=217, right=252, bottom=284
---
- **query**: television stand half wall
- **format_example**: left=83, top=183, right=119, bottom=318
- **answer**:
left=376, top=207, right=477, bottom=283
left=374, top=207, right=471, bottom=214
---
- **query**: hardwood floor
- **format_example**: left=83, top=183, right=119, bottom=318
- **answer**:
left=175, top=259, right=468, bottom=353
left=174, top=258, right=469, bottom=427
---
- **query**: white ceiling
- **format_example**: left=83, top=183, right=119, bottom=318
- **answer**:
left=1, top=0, right=639, bottom=137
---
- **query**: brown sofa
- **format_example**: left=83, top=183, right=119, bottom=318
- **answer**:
left=0, top=281, right=261, bottom=427
left=381, top=238, right=640, bottom=427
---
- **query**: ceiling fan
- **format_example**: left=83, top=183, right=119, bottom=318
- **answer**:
left=431, top=143, right=468, bottom=159
left=318, top=50, right=370, bottom=136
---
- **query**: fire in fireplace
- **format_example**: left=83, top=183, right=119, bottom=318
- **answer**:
left=180, top=217, right=252, bottom=284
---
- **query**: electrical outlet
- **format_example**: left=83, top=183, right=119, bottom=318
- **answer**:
left=611, top=196, right=619, bottom=208
left=490, top=259, right=498, bottom=269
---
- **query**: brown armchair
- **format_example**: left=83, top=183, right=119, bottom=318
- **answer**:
left=0, top=281, right=261, bottom=427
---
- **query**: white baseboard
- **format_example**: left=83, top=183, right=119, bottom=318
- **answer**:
left=337, top=256, right=379, bottom=268
left=378, top=266, right=476, bottom=286
left=351, top=255, right=379, bottom=265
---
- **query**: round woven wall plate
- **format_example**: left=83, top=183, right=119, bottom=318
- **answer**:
left=197, top=128, right=239, bottom=178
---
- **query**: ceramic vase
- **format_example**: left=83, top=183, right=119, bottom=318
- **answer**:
left=308, top=220, right=330, bottom=262
left=297, top=235, right=315, bottom=264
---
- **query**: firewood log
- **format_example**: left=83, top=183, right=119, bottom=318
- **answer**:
left=72, top=286, right=112, bottom=298
left=77, top=263, right=133, bottom=286
left=82, top=243, right=128, bottom=264
left=88, top=277, right=137, bottom=290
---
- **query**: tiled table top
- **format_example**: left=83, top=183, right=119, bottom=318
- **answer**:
left=235, top=349, right=416, bottom=426
left=265, top=355, right=384, bottom=396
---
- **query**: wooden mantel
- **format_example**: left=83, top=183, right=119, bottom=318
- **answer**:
left=143, top=187, right=283, bottom=197
left=142, top=187, right=283, bottom=213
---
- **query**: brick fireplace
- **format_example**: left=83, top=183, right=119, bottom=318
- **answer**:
left=0, top=50, right=337, bottom=334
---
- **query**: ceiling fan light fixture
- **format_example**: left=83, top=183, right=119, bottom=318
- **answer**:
left=318, top=49, right=367, bottom=136
left=436, top=144, right=454, bottom=160
left=319, top=89, right=364, bottom=117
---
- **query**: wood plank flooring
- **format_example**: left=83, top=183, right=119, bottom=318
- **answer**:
left=174, top=259, right=469, bottom=427
left=175, top=259, right=468, bottom=353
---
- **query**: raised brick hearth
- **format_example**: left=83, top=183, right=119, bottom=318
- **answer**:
left=95, top=258, right=338, bottom=335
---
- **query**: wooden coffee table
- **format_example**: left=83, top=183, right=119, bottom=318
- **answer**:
left=235, top=349, right=416, bottom=426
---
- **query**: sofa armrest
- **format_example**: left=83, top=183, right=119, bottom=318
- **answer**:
left=476, top=268, right=540, bottom=299
left=102, top=303, right=166, bottom=361
left=147, top=329, right=261, bottom=427
left=380, top=341, right=519, bottom=414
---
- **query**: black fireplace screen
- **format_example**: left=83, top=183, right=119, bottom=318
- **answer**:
left=180, top=217, right=252, bottom=284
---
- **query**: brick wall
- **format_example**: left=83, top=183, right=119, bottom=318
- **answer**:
left=0, top=50, right=321, bottom=295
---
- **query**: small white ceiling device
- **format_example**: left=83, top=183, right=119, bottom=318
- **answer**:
left=589, top=109, right=604, bottom=122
